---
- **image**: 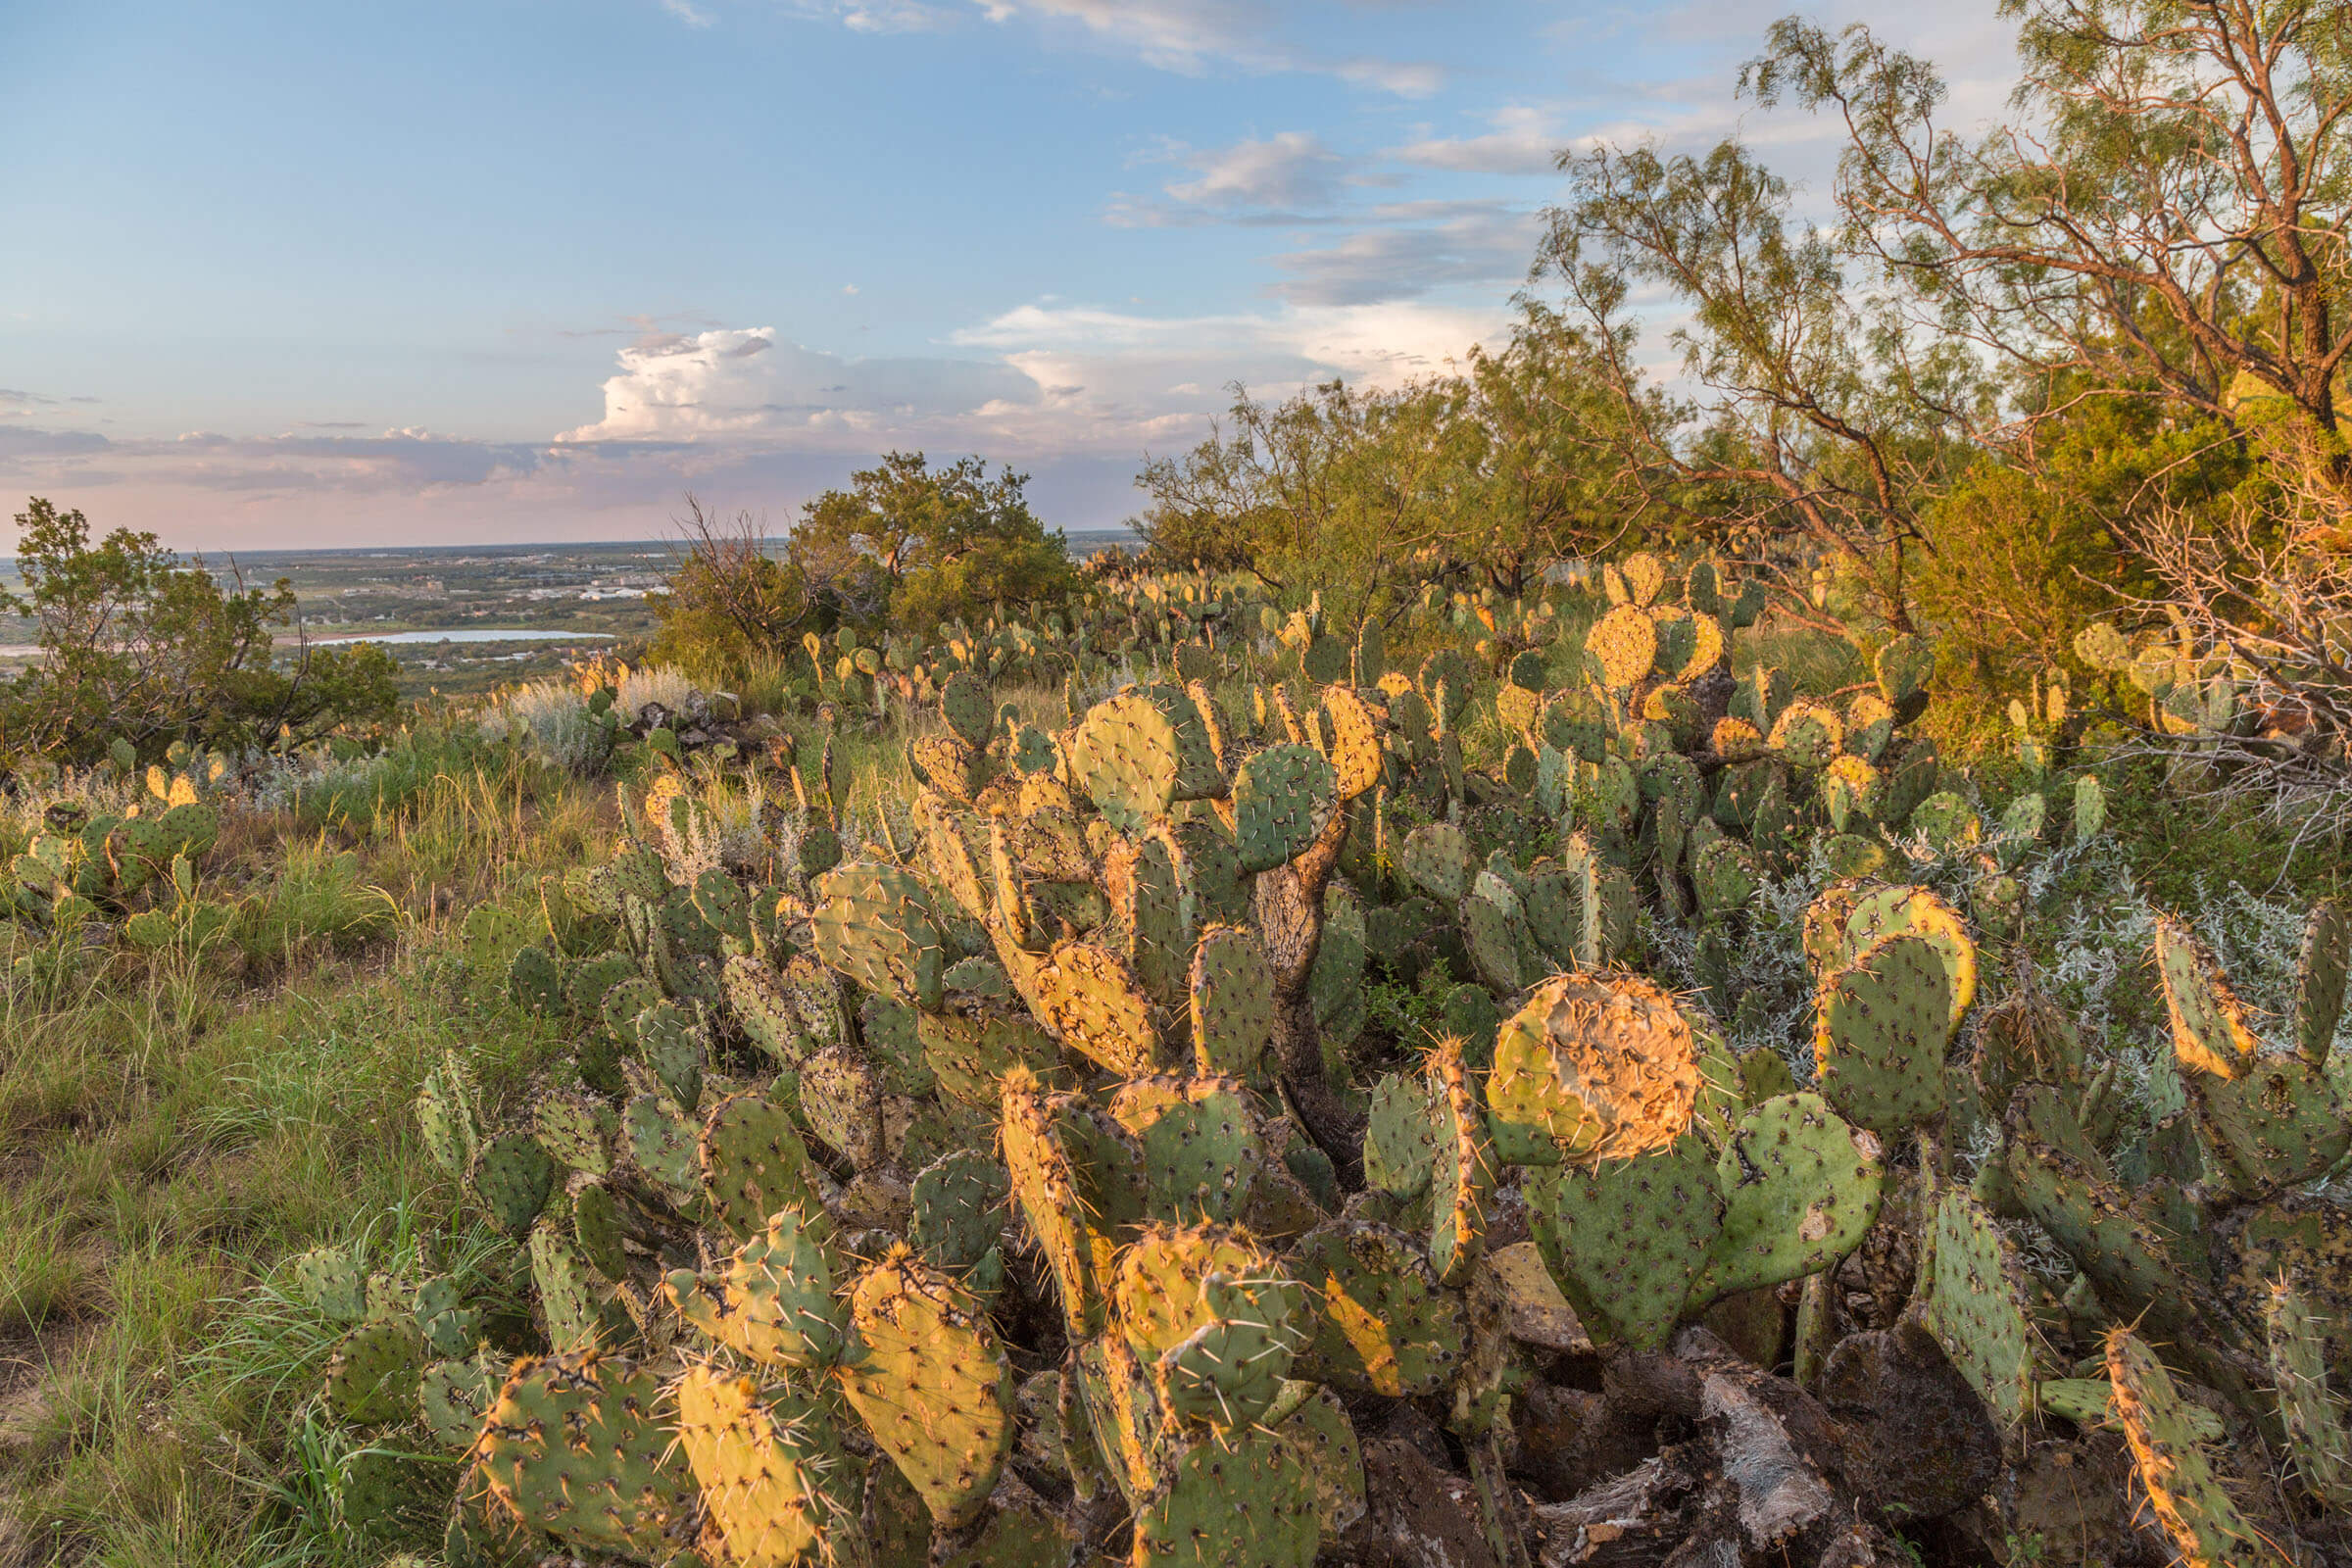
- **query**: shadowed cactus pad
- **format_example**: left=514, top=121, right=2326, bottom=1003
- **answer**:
left=839, top=1247, right=1015, bottom=1529
left=1189, top=924, right=1276, bottom=1082
left=699, top=1092, right=826, bottom=1241
left=1487, top=973, right=1700, bottom=1165
left=1425, top=1039, right=1493, bottom=1288
left=1132, top=1428, right=1320, bottom=1568
left=1813, top=933, right=1955, bottom=1135
left=1288, top=1219, right=1463, bottom=1397
left=1694, top=1093, right=1884, bottom=1303
left=1926, top=1188, right=2042, bottom=1428
left=323, top=1319, right=425, bottom=1424
left=2154, top=914, right=2259, bottom=1079
left=1527, top=1133, right=1722, bottom=1351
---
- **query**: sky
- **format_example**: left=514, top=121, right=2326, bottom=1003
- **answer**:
left=0, top=0, right=2020, bottom=552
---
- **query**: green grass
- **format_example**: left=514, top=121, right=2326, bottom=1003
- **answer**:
left=0, top=752, right=599, bottom=1567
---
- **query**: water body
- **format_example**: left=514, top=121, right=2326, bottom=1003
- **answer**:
left=309, top=628, right=614, bottom=645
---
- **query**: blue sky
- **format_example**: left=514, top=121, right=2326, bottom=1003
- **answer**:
left=1, top=0, right=2014, bottom=549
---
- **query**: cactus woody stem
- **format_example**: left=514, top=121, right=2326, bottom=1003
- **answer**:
left=1251, top=798, right=1364, bottom=1182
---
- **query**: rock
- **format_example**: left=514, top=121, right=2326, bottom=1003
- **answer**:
left=1815, top=1319, right=2000, bottom=1525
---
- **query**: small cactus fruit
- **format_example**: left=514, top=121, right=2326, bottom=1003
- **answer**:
left=1526, top=1132, right=1722, bottom=1351
left=1487, top=973, right=1700, bottom=1166
left=2105, top=1329, right=2270, bottom=1568
left=838, top=1246, right=1015, bottom=1529
left=1132, top=1428, right=1320, bottom=1568
left=1287, top=1219, right=1464, bottom=1398
left=468, top=1130, right=556, bottom=1237
left=2153, top=914, right=2258, bottom=1079
left=674, top=1366, right=847, bottom=1568
left=1837, top=882, right=1978, bottom=1030
left=1813, top=933, right=1955, bottom=1136
left=1190, top=924, right=1277, bottom=1083
left=1109, top=1076, right=1266, bottom=1226
left=1425, top=1039, right=1494, bottom=1288
left=2266, top=1281, right=2352, bottom=1510
left=1691, top=1093, right=1884, bottom=1304
left=473, top=1350, right=699, bottom=1560
left=699, top=1091, right=826, bottom=1242
left=2292, top=897, right=2349, bottom=1065
left=322, top=1319, right=426, bottom=1424
left=663, top=1204, right=845, bottom=1368
left=1231, top=744, right=1339, bottom=875
left=809, top=861, right=948, bottom=1012
left=1925, top=1188, right=2042, bottom=1428
left=1362, top=1071, right=1440, bottom=1200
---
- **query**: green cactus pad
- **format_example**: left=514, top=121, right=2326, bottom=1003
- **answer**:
left=839, top=1248, right=1016, bottom=1529
left=916, top=1001, right=1061, bottom=1107
left=1840, top=883, right=1978, bottom=1031
left=467, top=1131, right=555, bottom=1237
left=1132, top=1429, right=1320, bottom=1568
left=1874, top=634, right=1935, bottom=704
left=2188, top=1051, right=2349, bottom=1193
left=2003, top=1138, right=2207, bottom=1345
left=1231, top=744, right=1339, bottom=874
left=420, top=1352, right=503, bottom=1450
left=2106, top=1329, right=2269, bottom=1568
left=809, top=861, right=948, bottom=1011
left=1003, top=1072, right=1119, bottom=1340
left=2293, top=898, right=2350, bottom=1065
left=1690, top=837, right=1759, bottom=919
left=1189, top=924, right=1277, bottom=1082
left=700, top=1091, right=826, bottom=1242
left=1526, top=1133, right=1722, bottom=1351
left=1287, top=1219, right=1464, bottom=1397
left=621, top=1091, right=701, bottom=1202
left=724, top=953, right=810, bottom=1064
left=1813, top=933, right=1955, bottom=1136
left=1156, top=1299, right=1295, bottom=1432
left=665, top=1204, right=845, bottom=1368
left=1692, top=1093, right=1884, bottom=1304
left=1120, top=827, right=1199, bottom=1006
left=292, top=1247, right=368, bottom=1324
left=322, top=1319, right=425, bottom=1424
left=1397, top=821, right=1471, bottom=904
left=336, top=1446, right=450, bottom=1544
left=1925, top=1188, right=2042, bottom=1428
left=632, top=998, right=706, bottom=1110
left=1268, top=1382, right=1366, bottom=1536
left=474, top=1350, right=699, bottom=1560
left=1362, top=1071, right=1440, bottom=1200
left=415, top=1057, right=483, bottom=1182
left=798, top=1042, right=887, bottom=1167
left=506, top=945, right=563, bottom=1014
left=2265, top=1282, right=2352, bottom=1509
left=531, top=1091, right=616, bottom=1177
left=411, top=1275, right=476, bottom=1359
left=529, top=1215, right=628, bottom=1352
left=909, top=1148, right=1010, bottom=1279
left=1109, top=1076, right=1267, bottom=1226
left=1487, top=973, right=1700, bottom=1165
left=939, top=670, right=996, bottom=749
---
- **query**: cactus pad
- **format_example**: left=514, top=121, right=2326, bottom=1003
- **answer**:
left=2154, top=915, right=2259, bottom=1079
left=674, top=1366, right=845, bottom=1568
left=1189, top=924, right=1276, bottom=1082
left=810, top=861, right=948, bottom=1012
left=700, top=1091, right=826, bottom=1241
left=665, top=1204, right=845, bottom=1367
left=1813, top=933, right=1955, bottom=1136
left=1925, top=1188, right=2042, bottom=1428
left=1426, top=1039, right=1494, bottom=1288
left=1287, top=1219, right=1463, bottom=1397
left=322, top=1320, right=425, bottom=1424
left=473, top=1350, right=699, bottom=1560
left=839, top=1247, right=1015, bottom=1529
left=1231, top=745, right=1339, bottom=874
left=1693, top=1093, right=1884, bottom=1303
left=1487, top=973, right=1700, bottom=1165
left=1526, top=1133, right=1722, bottom=1351
left=2106, top=1329, right=2268, bottom=1568
left=1109, top=1075, right=1266, bottom=1225
left=468, top=1131, right=556, bottom=1237
left=1132, top=1429, right=1320, bottom=1568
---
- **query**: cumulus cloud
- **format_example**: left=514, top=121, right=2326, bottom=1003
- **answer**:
left=1267, top=203, right=1542, bottom=306
left=1392, top=105, right=1567, bottom=176
left=557, top=326, right=1037, bottom=443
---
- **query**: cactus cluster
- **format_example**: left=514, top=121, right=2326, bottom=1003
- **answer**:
left=274, top=557, right=2351, bottom=1566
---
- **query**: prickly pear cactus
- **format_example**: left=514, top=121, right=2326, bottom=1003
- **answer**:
left=1693, top=1093, right=1884, bottom=1303
left=1131, top=1428, right=1319, bottom=1568
left=2106, top=1329, right=2270, bottom=1568
left=1813, top=933, right=1956, bottom=1136
left=1487, top=973, right=1699, bottom=1165
left=1288, top=1219, right=1463, bottom=1398
left=1527, top=1132, right=1722, bottom=1351
left=472, top=1351, right=700, bottom=1560
left=1925, top=1187, right=2042, bottom=1428
left=838, top=1246, right=1015, bottom=1529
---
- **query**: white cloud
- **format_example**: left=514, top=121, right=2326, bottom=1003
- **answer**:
left=660, top=0, right=715, bottom=24
left=1392, top=105, right=1566, bottom=176
left=1267, top=205, right=1542, bottom=305
left=1165, top=131, right=1350, bottom=212
left=973, top=0, right=1444, bottom=94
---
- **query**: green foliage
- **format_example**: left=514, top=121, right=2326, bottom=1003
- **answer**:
left=1, top=498, right=398, bottom=766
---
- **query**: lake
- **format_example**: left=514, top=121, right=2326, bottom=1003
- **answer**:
left=307, top=628, right=614, bottom=645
